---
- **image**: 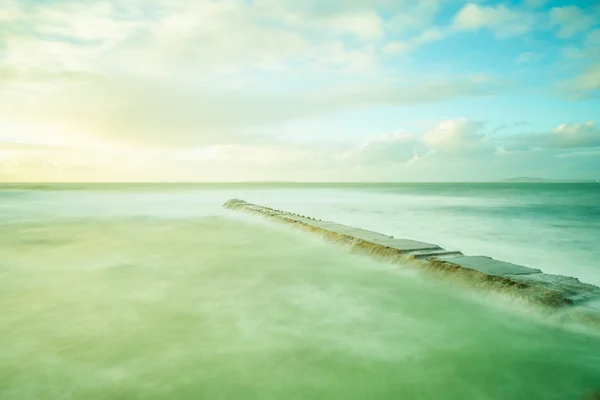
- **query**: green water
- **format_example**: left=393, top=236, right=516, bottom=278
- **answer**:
left=1, top=185, right=600, bottom=399
left=1, top=213, right=599, bottom=399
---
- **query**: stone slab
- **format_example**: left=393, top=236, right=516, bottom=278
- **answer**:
left=508, top=272, right=600, bottom=304
left=438, top=255, right=542, bottom=277
left=224, top=199, right=600, bottom=315
left=281, top=215, right=442, bottom=252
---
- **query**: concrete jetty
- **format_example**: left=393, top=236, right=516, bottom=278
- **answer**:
left=224, top=199, right=600, bottom=320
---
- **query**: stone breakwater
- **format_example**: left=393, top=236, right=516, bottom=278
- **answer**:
left=224, top=199, right=600, bottom=322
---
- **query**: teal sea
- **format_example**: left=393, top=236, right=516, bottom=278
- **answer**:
left=1, top=183, right=599, bottom=399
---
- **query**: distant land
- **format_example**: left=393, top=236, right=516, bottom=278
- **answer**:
left=502, top=177, right=598, bottom=182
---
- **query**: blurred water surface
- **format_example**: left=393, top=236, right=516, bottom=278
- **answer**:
left=1, top=183, right=599, bottom=399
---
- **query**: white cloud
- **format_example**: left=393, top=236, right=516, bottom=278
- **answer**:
left=572, top=62, right=600, bottom=93
left=549, top=6, right=597, bottom=39
left=0, top=141, right=56, bottom=151
left=333, top=119, right=600, bottom=182
left=384, top=27, right=447, bottom=55
left=386, top=3, right=535, bottom=54
left=452, top=3, right=535, bottom=38
left=341, top=132, right=420, bottom=164
left=503, top=121, right=600, bottom=151
left=557, top=28, right=600, bottom=98
left=0, top=0, right=22, bottom=22
left=343, top=118, right=495, bottom=168
left=326, top=11, right=384, bottom=40
left=0, top=72, right=504, bottom=149
left=3, top=117, right=599, bottom=182
left=386, top=0, right=443, bottom=34
left=561, top=29, right=600, bottom=60
left=3, top=0, right=500, bottom=154
left=0, top=0, right=385, bottom=83
left=547, top=121, right=600, bottom=148
left=423, top=118, right=492, bottom=154
left=177, top=144, right=311, bottom=165
left=559, top=61, right=600, bottom=98
left=2, top=0, right=597, bottom=182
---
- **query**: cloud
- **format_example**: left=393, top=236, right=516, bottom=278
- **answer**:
left=452, top=3, right=535, bottom=38
left=549, top=6, right=597, bottom=39
left=0, top=141, right=58, bottom=151
left=558, top=29, right=600, bottom=98
left=561, top=29, right=600, bottom=60
left=337, top=119, right=600, bottom=181
left=0, top=0, right=375, bottom=89
left=386, top=3, right=538, bottom=55
left=320, top=11, right=384, bottom=40
left=344, top=118, right=495, bottom=167
left=571, top=62, right=600, bottom=93
left=559, top=61, right=600, bottom=98
left=0, top=72, right=505, bottom=148
left=503, top=121, right=600, bottom=151
left=384, top=28, right=447, bottom=55
left=0, top=0, right=510, bottom=152
left=423, top=118, right=492, bottom=154
left=4, top=118, right=599, bottom=182
left=341, top=132, right=421, bottom=165
left=385, top=3, right=537, bottom=55
left=174, top=144, right=317, bottom=166
left=334, top=118, right=600, bottom=182
left=385, top=0, right=443, bottom=34
left=3, top=0, right=597, bottom=182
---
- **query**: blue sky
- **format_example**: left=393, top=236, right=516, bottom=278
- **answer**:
left=0, top=0, right=599, bottom=181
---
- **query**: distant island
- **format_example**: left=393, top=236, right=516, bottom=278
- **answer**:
left=502, top=177, right=598, bottom=182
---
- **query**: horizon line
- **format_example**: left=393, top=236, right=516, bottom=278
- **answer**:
left=1, top=180, right=599, bottom=185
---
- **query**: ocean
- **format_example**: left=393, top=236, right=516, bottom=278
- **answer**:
left=1, top=183, right=599, bottom=399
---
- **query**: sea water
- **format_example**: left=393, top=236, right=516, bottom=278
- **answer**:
left=1, top=183, right=599, bottom=399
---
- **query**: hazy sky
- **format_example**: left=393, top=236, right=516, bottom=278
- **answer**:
left=1, top=0, right=599, bottom=181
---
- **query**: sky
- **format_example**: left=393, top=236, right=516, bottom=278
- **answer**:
left=0, top=0, right=599, bottom=182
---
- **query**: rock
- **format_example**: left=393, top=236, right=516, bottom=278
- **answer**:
left=223, top=199, right=600, bottom=318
